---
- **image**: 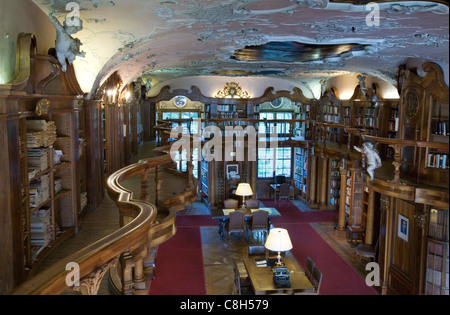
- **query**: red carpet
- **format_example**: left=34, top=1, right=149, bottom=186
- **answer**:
left=264, top=200, right=339, bottom=224
left=278, top=222, right=378, bottom=295
left=148, top=226, right=206, bottom=295
left=150, top=200, right=379, bottom=295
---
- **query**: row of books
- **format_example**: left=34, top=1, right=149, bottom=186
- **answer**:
left=329, top=197, right=340, bottom=206
left=428, top=209, right=449, bottom=242
left=324, top=106, right=340, bottom=115
left=388, top=119, right=400, bottom=132
left=330, top=188, right=340, bottom=196
left=324, top=114, right=340, bottom=123
left=330, top=179, right=341, bottom=188
left=433, top=121, right=449, bottom=136
left=356, top=107, right=377, bottom=116
left=356, top=117, right=378, bottom=127
left=427, top=153, right=449, bottom=169
left=217, top=105, right=237, bottom=112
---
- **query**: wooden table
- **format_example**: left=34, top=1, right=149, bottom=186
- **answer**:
left=243, top=257, right=315, bottom=295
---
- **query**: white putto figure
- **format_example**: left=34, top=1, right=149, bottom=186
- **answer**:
left=354, top=142, right=382, bottom=180
left=49, top=10, right=85, bottom=72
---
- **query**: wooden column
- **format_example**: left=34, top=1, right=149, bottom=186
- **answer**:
left=365, top=188, right=376, bottom=245
left=381, top=195, right=392, bottom=295
left=309, top=155, right=318, bottom=208
left=210, top=161, right=216, bottom=207
left=335, top=166, right=348, bottom=238
left=155, top=166, right=162, bottom=206
left=84, top=100, right=104, bottom=210
left=319, top=156, right=328, bottom=209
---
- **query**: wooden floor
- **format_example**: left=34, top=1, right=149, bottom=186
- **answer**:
left=36, top=142, right=368, bottom=295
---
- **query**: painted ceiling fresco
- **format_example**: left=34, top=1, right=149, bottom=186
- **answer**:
left=32, top=0, right=449, bottom=96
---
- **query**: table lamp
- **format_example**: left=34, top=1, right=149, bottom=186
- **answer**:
left=235, top=183, right=253, bottom=210
left=265, top=228, right=293, bottom=267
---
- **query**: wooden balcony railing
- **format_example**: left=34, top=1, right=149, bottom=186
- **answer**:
left=11, top=145, right=199, bottom=295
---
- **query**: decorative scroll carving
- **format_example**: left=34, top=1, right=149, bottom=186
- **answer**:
left=72, top=257, right=119, bottom=295
left=216, top=82, right=250, bottom=99
left=35, top=99, right=51, bottom=116
left=380, top=195, right=390, bottom=212
left=414, top=212, right=427, bottom=230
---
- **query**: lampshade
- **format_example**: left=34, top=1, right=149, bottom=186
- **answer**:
left=235, top=183, right=253, bottom=197
left=265, top=228, right=293, bottom=252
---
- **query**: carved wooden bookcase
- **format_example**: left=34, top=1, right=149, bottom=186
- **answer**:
left=399, top=62, right=449, bottom=186
left=0, top=35, right=85, bottom=294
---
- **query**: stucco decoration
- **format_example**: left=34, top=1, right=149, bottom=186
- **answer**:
left=49, top=9, right=86, bottom=72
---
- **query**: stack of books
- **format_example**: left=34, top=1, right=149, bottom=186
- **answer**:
left=54, top=178, right=62, bottom=194
left=29, top=174, right=50, bottom=208
left=30, top=207, right=53, bottom=259
left=28, top=148, right=49, bottom=172
left=26, top=120, right=57, bottom=148
left=80, top=192, right=88, bottom=211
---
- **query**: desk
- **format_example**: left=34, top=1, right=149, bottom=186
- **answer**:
left=269, top=184, right=294, bottom=202
left=211, top=208, right=281, bottom=238
left=243, top=256, right=314, bottom=295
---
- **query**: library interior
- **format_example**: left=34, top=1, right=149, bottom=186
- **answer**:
left=0, top=0, right=448, bottom=296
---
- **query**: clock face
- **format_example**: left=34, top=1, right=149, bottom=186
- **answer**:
left=174, top=96, right=187, bottom=108
left=406, top=91, right=419, bottom=119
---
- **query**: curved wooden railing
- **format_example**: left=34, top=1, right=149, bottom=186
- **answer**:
left=11, top=144, right=199, bottom=295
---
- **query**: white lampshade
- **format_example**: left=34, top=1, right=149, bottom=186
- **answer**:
left=235, top=183, right=253, bottom=197
left=265, top=228, right=293, bottom=252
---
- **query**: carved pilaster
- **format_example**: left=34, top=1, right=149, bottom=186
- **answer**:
left=141, top=167, right=151, bottom=202
left=155, top=166, right=162, bottom=206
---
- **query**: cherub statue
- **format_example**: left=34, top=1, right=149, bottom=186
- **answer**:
left=354, top=142, right=382, bottom=180
left=49, top=10, right=85, bottom=72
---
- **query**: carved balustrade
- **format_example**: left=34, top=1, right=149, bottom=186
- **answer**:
left=12, top=145, right=199, bottom=295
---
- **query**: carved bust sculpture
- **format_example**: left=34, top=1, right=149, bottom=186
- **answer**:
left=49, top=10, right=86, bottom=72
left=354, top=142, right=382, bottom=180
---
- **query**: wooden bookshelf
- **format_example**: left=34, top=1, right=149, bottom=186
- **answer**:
left=294, top=147, right=310, bottom=201
left=425, top=208, right=449, bottom=295
left=328, top=159, right=341, bottom=209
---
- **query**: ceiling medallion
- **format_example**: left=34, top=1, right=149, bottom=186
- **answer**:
left=216, top=82, right=250, bottom=99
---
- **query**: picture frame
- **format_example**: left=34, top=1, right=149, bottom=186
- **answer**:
left=398, top=214, right=409, bottom=242
left=226, top=164, right=239, bottom=179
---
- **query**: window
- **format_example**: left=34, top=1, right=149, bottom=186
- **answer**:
left=259, top=112, right=292, bottom=135
left=258, top=147, right=292, bottom=178
left=173, top=148, right=199, bottom=179
left=162, top=112, right=199, bottom=134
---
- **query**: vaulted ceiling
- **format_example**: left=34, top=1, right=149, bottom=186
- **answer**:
left=32, top=0, right=449, bottom=97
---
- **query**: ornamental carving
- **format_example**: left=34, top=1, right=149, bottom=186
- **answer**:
left=216, top=82, right=250, bottom=99
left=36, top=98, right=51, bottom=116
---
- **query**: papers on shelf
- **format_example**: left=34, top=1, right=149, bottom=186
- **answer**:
left=223, top=209, right=235, bottom=216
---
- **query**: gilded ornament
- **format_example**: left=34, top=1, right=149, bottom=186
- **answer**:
left=36, top=98, right=51, bottom=116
